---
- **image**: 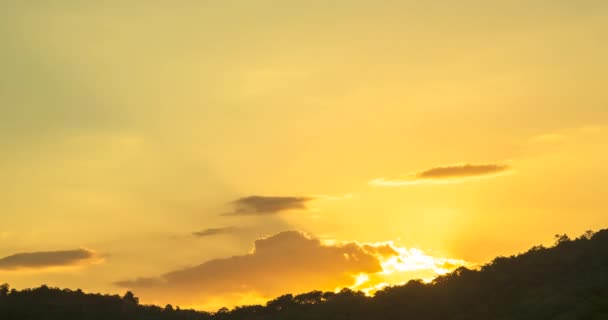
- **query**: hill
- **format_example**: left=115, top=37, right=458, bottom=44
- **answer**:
left=1, top=229, right=608, bottom=320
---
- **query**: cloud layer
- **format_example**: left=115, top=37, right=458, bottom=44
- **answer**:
left=222, top=196, right=313, bottom=216
left=116, top=231, right=466, bottom=310
left=116, top=231, right=382, bottom=300
left=0, top=249, right=98, bottom=271
left=371, top=163, right=510, bottom=186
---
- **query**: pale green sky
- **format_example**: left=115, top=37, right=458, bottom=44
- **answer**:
left=1, top=0, right=607, bottom=310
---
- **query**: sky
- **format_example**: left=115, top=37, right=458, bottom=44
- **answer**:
left=1, top=0, right=608, bottom=311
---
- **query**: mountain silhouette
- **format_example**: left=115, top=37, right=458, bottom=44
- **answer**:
left=1, top=229, right=608, bottom=319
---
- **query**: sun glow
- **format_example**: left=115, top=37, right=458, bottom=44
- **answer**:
left=380, top=247, right=467, bottom=275
left=353, top=273, right=370, bottom=287
left=347, top=242, right=469, bottom=296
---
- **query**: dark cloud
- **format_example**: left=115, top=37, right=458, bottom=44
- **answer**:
left=362, top=243, right=398, bottom=258
left=417, top=163, right=510, bottom=179
left=222, top=196, right=313, bottom=216
left=0, top=248, right=98, bottom=271
left=116, top=231, right=388, bottom=306
left=193, top=227, right=238, bottom=237
left=371, top=163, right=511, bottom=186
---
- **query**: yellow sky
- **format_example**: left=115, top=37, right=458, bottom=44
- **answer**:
left=1, top=1, right=608, bottom=311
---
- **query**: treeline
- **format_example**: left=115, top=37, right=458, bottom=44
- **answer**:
left=0, top=285, right=208, bottom=320
left=2, top=229, right=608, bottom=320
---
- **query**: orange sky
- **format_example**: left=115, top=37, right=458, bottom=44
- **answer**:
left=1, top=1, right=608, bottom=311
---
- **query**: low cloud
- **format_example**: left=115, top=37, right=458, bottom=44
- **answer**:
left=222, top=196, right=313, bottom=216
left=193, top=227, right=238, bottom=237
left=0, top=248, right=99, bottom=271
left=116, top=231, right=381, bottom=301
left=116, top=231, right=467, bottom=310
left=371, top=163, right=511, bottom=186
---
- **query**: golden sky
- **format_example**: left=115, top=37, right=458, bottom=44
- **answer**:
left=1, top=1, right=608, bottom=311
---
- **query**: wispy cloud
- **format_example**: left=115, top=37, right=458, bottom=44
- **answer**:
left=371, top=163, right=511, bottom=186
left=193, top=227, right=238, bottom=237
left=0, top=248, right=100, bottom=271
left=529, top=133, right=567, bottom=144
left=222, top=196, right=313, bottom=216
left=529, top=125, right=603, bottom=144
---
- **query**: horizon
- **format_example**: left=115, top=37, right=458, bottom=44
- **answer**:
left=1, top=227, right=600, bottom=312
left=2, top=1, right=608, bottom=311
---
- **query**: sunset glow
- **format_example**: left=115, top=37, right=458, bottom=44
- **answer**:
left=2, top=1, right=607, bottom=312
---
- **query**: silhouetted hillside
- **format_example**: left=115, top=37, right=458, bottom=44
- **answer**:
left=2, top=229, right=608, bottom=320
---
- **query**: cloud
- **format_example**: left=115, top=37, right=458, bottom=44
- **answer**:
left=116, top=231, right=381, bottom=300
left=0, top=248, right=99, bottom=271
left=370, top=163, right=511, bottom=186
left=529, top=126, right=603, bottom=144
left=116, top=231, right=467, bottom=310
left=417, top=163, right=509, bottom=179
left=529, top=133, right=567, bottom=144
left=222, top=196, right=313, bottom=216
left=193, top=227, right=238, bottom=237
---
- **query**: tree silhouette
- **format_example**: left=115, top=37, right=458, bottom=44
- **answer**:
left=0, top=284, right=9, bottom=297
left=122, top=291, right=139, bottom=305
